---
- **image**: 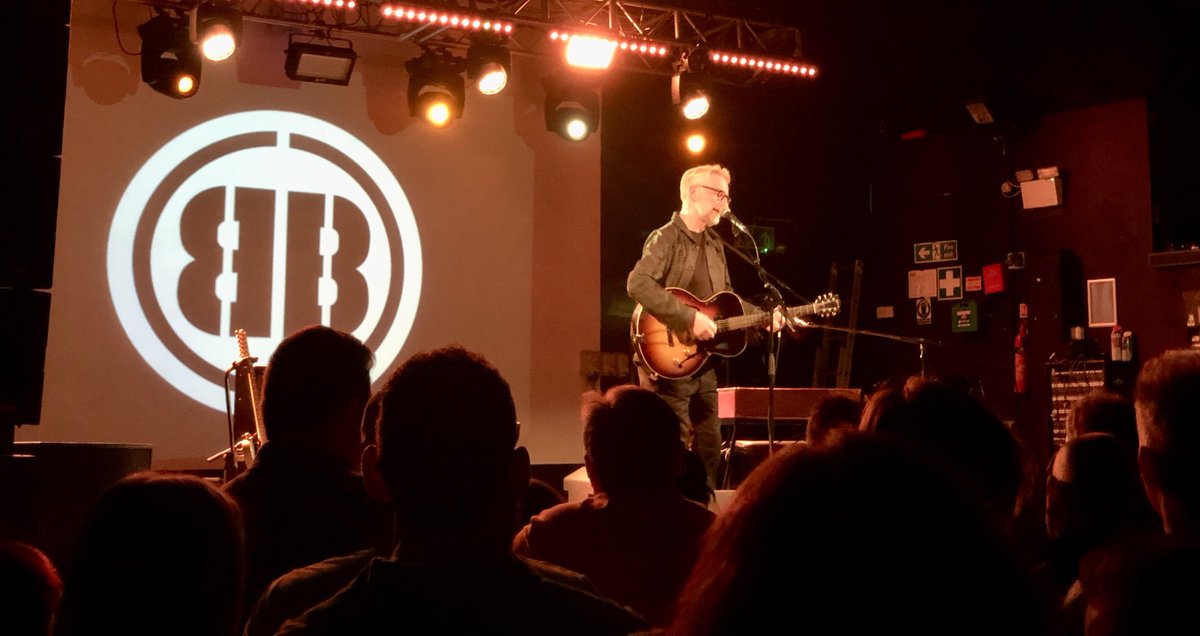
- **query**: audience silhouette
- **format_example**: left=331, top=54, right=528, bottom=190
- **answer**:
left=1038, top=432, right=1160, bottom=633
left=1133, top=349, right=1200, bottom=536
left=871, top=378, right=1023, bottom=531
left=0, top=540, right=61, bottom=636
left=672, top=434, right=1045, bottom=635
left=279, top=345, right=643, bottom=634
left=514, top=385, right=715, bottom=626
left=806, top=394, right=862, bottom=448
left=242, top=389, right=392, bottom=636
left=54, top=472, right=243, bottom=636
left=223, top=326, right=391, bottom=618
left=1066, top=390, right=1137, bottom=446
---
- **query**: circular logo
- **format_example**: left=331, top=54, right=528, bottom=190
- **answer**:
left=108, top=110, right=422, bottom=410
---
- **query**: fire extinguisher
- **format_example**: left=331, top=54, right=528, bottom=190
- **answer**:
left=1014, top=318, right=1028, bottom=394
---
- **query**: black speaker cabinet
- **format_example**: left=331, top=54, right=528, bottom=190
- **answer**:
left=2, top=442, right=152, bottom=568
left=1023, top=249, right=1085, bottom=343
left=0, top=289, right=51, bottom=428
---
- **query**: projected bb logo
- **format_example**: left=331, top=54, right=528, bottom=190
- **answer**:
left=108, top=111, right=422, bottom=411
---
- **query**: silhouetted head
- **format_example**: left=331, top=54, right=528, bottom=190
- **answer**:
left=806, top=394, right=862, bottom=447
left=1134, top=349, right=1200, bottom=534
left=873, top=381, right=1022, bottom=524
left=858, top=383, right=905, bottom=434
left=1067, top=390, right=1136, bottom=445
left=1080, top=534, right=1200, bottom=636
left=261, top=325, right=374, bottom=467
left=55, top=472, right=244, bottom=636
left=373, top=346, right=524, bottom=535
left=672, top=434, right=1042, bottom=635
left=584, top=385, right=686, bottom=496
left=1046, top=432, right=1158, bottom=545
left=0, top=541, right=61, bottom=636
left=517, top=479, right=566, bottom=532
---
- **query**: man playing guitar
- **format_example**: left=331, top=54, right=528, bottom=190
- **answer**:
left=627, top=164, right=783, bottom=489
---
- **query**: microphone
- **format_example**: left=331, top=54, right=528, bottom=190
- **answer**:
left=720, top=207, right=750, bottom=235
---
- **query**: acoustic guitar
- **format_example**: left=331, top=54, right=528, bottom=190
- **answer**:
left=631, top=288, right=841, bottom=379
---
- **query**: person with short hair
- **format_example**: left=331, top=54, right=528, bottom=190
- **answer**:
left=281, top=346, right=643, bottom=634
left=1066, top=390, right=1136, bottom=445
left=1134, top=349, right=1200, bottom=535
left=806, top=394, right=862, bottom=447
left=628, top=164, right=781, bottom=489
left=224, top=326, right=391, bottom=617
left=514, top=385, right=715, bottom=626
left=55, top=472, right=244, bottom=636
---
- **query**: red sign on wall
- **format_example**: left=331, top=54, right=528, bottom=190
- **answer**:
left=982, top=263, right=1004, bottom=294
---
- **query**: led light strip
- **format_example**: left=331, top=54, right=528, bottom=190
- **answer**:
left=708, top=50, right=818, bottom=77
left=548, top=31, right=671, bottom=57
left=381, top=4, right=514, bottom=34
left=282, top=0, right=359, bottom=8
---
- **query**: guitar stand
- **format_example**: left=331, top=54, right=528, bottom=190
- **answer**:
left=720, top=421, right=739, bottom=489
left=208, top=363, right=265, bottom=483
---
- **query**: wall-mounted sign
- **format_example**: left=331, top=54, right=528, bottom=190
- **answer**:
left=914, top=240, right=958, bottom=264
left=982, top=263, right=1005, bottom=294
left=916, top=297, right=932, bottom=325
left=908, top=269, right=937, bottom=299
left=936, top=266, right=963, bottom=300
left=952, top=300, right=978, bottom=333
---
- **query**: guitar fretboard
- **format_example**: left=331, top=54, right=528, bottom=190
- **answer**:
left=715, top=305, right=815, bottom=333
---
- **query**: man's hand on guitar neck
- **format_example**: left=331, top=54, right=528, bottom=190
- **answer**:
left=691, top=311, right=717, bottom=341
left=770, top=308, right=786, bottom=333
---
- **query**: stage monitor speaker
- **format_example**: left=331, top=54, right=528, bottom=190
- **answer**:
left=5, top=442, right=152, bottom=568
left=1024, top=249, right=1084, bottom=343
left=722, top=440, right=801, bottom=488
left=0, top=289, right=51, bottom=427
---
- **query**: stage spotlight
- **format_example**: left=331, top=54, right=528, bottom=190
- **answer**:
left=467, top=42, right=511, bottom=95
left=285, top=34, right=358, bottom=85
left=193, top=1, right=242, bottom=62
left=406, top=50, right=465, bottom=127
left=686, top=133, right=706, bottom=154
left=672, top=70, right=711, bottom=120
left=543, top=75, right=599, bottom=142
left=564, top=34, right=617, bottom=70
left=138, top=13, right=202, bottom=99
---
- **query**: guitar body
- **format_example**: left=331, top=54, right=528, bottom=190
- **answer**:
left=631, top=289, right=748, bottom=380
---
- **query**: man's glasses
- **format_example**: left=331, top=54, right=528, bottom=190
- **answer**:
left=694, top=184, right=730, bottom=203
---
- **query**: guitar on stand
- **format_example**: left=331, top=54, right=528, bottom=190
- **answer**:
left=208, top=329, right=268, bottom=481
left=631, top=288, right=841, bottom=380
left=232, top=329, right=267, bottom=466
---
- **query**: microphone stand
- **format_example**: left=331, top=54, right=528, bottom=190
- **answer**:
left=712, top=210, right=795, bottom=467
left=791, top=323, right=947, bottom=377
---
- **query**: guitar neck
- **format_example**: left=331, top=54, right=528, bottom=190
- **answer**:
left=715, top=304, right=814, bottom=333
left=235, top=330, right=267, bottom=444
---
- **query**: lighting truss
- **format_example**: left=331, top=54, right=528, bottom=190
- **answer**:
left=121, top=0, right=817, bottom=80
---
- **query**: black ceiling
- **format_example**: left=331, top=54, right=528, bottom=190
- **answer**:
left=654, top=0, right=1198, bottom=132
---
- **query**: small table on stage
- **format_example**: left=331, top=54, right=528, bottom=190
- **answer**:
left=717, top=387, right=863, bottom=487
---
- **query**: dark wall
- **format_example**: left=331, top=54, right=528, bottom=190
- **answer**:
left=1014, top=98, right=1200, bottom=359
